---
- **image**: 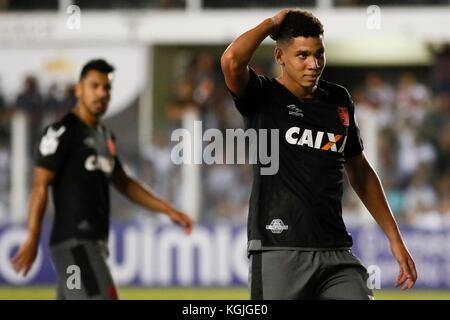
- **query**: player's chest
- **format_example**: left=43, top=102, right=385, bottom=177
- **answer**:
left=263, top=97, right=349, bottom=133
left=259, top=98, right=351, bottom=155
left=73, top=130, right=116, bottom=175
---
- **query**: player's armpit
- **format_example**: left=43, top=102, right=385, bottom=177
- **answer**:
left=111, top=165, right=129, bottom=192
left=344, top=152, right=370, bottom=190
left=32, top=166, right=55, bottom=190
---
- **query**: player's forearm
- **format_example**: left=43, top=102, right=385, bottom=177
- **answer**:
left=120, top=177, right=172, bottom=214
left=221, top=18, right=275, bottom=71
left=27, top=186, right=48, bottom=242
left=352, top=166, right=403, bottom=243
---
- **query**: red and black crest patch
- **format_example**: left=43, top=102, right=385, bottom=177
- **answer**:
left=107, top=138, right=116, bottom=156
left=338, top=106, right=349, bottom=126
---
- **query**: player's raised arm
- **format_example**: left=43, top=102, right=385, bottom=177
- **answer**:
left=220, top=9, right=289, bottom=97
left=12, top=167, right=54, bottom=276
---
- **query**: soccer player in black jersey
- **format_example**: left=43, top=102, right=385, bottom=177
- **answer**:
left=221, top=9, right=417, bottom=299
left=11, top=59, right=193, bottom=299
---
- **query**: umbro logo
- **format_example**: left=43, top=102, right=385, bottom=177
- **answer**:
left=77, top=220, right=91, bottom=231
left=285, top=104, right=304, bottom=117
left=83, top=137, right=95, bottom=148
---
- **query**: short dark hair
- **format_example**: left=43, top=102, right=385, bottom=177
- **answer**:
left=275, top=10, right=324, bottom=43
left=79, top=59, right=115, bottom=81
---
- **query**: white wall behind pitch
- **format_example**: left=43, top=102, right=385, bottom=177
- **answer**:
left=0, top=46, right=147, bottom=118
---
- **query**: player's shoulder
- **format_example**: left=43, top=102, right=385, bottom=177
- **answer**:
left=41, top=112, right=78, bottom=139
left=318, top=79, right=353, bottom=105
left=47, top=112, right=76, bottom=127
left=249, top=67, right=272, bottom=85
left=37, top=113, right=76, bottom=157
left=105, top=126, right=117, bottom=141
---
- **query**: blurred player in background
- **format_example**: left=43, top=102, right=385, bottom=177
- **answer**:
left=221, top=9, right=417, bottom=300
left=11, top=59, right=193, bottom=300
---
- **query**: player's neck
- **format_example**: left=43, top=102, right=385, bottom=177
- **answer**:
left=276, top=74, right=317, bottom=99
left=73, top=104, right=101, bottom=128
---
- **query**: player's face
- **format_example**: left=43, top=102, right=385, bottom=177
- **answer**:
left=276, top=36, right=326, bottom=89
left=76, top=70, right=112, bottom=117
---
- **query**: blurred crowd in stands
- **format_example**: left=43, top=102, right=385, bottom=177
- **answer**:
left=0, top=77, right=76, bottom=222
left=0, top=46, right=449, bottom=229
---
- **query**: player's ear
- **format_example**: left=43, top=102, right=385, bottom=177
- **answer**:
left=274, top=46, right=284, bottom=66
left=75, top=82, right=82, bottom=98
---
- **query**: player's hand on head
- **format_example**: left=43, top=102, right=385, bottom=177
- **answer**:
left=270, top=9, right=290, bottom=40
left=11, top=238, right=39, bottom=277
left=390, top=241, right=417, bottom=290
left=167, top=209, right=194, bottom=235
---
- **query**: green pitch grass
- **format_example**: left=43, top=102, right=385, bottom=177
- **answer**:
left=0, top=287, right=449, bottom=300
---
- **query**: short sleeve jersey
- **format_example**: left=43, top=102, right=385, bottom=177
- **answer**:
left=35, top=112, right=123, bottom=245
left=230, top=68, right=364, bottom=251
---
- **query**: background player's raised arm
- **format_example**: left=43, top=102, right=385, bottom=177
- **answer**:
left=11, top=167, right=54, bottom=276
left=220, top=9, right=289, bottom=97
left=345, top=152, right=418, bottom=290
left=111, top=165, right=193, bottom=235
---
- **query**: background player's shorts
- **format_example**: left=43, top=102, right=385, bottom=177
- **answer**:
left=249, top=249, right=374, bottom=300
left=50, top=239, right=118, bottom=300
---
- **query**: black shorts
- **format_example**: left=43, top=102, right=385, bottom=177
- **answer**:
left=249, top=249, right=374, bottom=300
left=50, top=239, right=118, bottom=300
